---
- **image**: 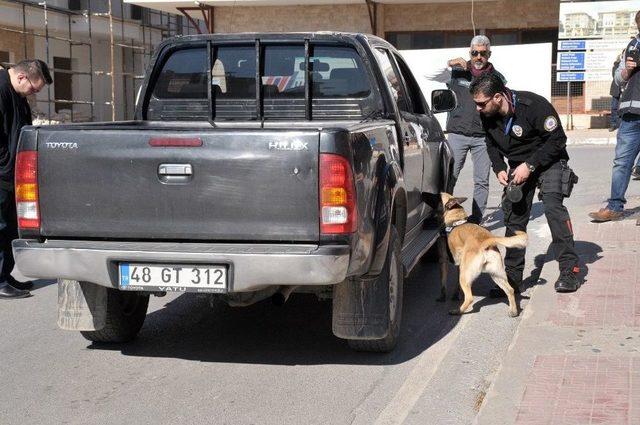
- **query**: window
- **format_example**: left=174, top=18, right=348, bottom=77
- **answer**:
left=385, top=31, right=473, bottom=49
left=146, top=43, right=374, bottom=121
left=130, top=5, right=143, bottom=20
left=393, top=53, right=427, bottom=114
left=374, top=48, right=409, bottom=113
left=68, top=0, right=84, bottom=11
left=212, top=45, right=257, bottom=120
left=0, top=50, right=9, bottom=66
left=53, top=57, right=72, bottom=113
left=147, top=47, right=209, bottom=121
left=152, top=47, right=207, bottom=99
left=308, top=46, right=371, bottom=98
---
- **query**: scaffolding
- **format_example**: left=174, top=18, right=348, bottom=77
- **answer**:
left=0, top=0, right=203, bottom=122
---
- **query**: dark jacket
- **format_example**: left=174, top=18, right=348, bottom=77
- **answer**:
left=446, top=63, right=506, bottom=137
left=610, top=55, right=622, bottom=98
left=618, top=36, right=640, bottom=117
left=0, top=69, right=32, bottom=186
left=481, top=90, right=569, bottom=174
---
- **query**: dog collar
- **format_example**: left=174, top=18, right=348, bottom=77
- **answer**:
left=445, top=219, right=468, bottom=234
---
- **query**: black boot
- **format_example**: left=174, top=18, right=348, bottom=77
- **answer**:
left=555, top=269, right=581, bottom=293
left=8, top=276, right=33, bottom=290
left=0, top=283, right=31, bottom=299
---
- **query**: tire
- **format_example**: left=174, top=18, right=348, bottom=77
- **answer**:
left=348, top=227, right=404, bottom=353
left=80, top=288, right=149, bottom=343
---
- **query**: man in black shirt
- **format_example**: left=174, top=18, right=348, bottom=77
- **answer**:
left=0, top=60, right=51, bottom=299
left=469, top=73, right=581, bottom=294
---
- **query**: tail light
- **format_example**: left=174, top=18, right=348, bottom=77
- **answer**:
left=15, top=151, right=39, bottom=230
left=319, top=153, right=357, bottom=234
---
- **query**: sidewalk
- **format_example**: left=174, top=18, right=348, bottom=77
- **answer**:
left=566, top=128, right=617, bottom=146
left=475, top=216, right=640, bottom=424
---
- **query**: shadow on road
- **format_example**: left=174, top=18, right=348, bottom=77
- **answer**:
left=87, top=261, right=468, bottom=366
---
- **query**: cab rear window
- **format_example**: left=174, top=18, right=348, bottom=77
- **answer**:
left=145, top=43, right=375, bottom=121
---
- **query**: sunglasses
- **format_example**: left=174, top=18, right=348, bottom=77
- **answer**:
left=470, top=50, right=490, bottom=58
left=474, top=98, right=492, bottom=108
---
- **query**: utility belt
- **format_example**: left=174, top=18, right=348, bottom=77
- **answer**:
left=537, top=160, right=578, bottom=198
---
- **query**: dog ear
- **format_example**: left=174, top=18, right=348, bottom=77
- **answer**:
left=455, top=196, right=467, bottom=204
left=444, top=199, right=459, bottom=209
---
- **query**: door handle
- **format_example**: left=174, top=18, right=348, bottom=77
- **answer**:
left=158, top=163, right=193, bottom=184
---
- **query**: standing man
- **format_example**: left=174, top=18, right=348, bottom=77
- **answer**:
left=0, top=59, right=51, bottom=299
left=431, top=35, right=506, bottom=224
left=470, top=73, right=582, bottom=294
left=590, top=11, right=640, bottom=222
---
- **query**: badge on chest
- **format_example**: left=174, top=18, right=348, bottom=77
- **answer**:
left=512, top=124, right=523, bottom=137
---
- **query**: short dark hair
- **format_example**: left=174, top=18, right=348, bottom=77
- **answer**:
left=469, top=73, right=506, bottom=98
left=13, top=59, right=52, bottom=85
left=636, top=10, right=640, bottom=25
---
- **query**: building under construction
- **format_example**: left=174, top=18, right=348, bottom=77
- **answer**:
left=0, top=0, right=203, bottom=123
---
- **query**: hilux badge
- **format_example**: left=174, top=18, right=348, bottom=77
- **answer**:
left=268, top=140, right=309, bottom=151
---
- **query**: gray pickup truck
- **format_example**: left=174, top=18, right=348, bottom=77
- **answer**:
left=14, top=32, right=456, bottom=352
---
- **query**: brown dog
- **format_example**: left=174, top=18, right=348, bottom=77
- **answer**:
left=440, top=192, right=527, bottom=317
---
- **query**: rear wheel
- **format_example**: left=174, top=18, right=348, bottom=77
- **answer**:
left=80, top=288, right=149, bottom=343
left=347, top=227, right=404, bottom=352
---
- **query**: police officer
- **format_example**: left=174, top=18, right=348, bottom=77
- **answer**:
left=469, top=73, right=581, bottom=294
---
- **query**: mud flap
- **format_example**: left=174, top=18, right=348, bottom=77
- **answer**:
left=57, top=279, right=107, bottom=331
left=332, top=276, right=390, bottom=340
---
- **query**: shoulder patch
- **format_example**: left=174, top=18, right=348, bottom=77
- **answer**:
left=543, top=115, right=558, bottom=132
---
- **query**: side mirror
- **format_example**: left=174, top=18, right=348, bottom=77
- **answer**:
left=431, top=89, right=457, bottom=113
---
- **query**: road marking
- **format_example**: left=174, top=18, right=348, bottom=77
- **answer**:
left=373, top=314, right=471, bottom=425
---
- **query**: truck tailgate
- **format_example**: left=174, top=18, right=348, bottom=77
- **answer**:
left=37, top=128, right=320, bottom=241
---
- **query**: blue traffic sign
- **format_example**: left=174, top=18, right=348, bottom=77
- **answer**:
left=557, top=72, right=585, bottom=82
left=559, top=40, right=586, bottom=51
left=557, top=52, right=586, bottom=70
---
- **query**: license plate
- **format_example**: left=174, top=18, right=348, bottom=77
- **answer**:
left=119, top=263, right=227, bottom=293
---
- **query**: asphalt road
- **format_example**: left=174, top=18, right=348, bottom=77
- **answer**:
left=0, top=145, right=624, bottom=425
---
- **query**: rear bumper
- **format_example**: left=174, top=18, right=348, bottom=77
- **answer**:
left=13, top=239, right=350, bottom=292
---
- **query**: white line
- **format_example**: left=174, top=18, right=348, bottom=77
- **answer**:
left=373, top=314, right=471, bottom=425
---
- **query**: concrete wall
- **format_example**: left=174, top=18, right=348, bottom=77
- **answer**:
left=213, top=0, right=559, bottom=35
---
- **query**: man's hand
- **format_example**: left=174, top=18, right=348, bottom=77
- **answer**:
left=447, top=57, right=467, bottom=70
left=510, top=163, right=531, bottom=185
left=497, top=170, right=509, bottom=187
left=622, top=57, right=638, bottom=81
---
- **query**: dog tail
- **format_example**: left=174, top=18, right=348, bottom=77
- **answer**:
left=480, top=231, right=527, bottom=250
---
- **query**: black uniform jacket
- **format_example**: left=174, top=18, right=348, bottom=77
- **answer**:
left=480, top=90, right=569, bottom=175
left=0, top=69, right=32, bottom=185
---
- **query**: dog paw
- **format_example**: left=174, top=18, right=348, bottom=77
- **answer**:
left=508, top=309, right=519, bottom=318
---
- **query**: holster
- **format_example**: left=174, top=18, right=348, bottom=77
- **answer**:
left=536, top=160, right=578, bottom=199
left=561, top=162, right=579, bottom=198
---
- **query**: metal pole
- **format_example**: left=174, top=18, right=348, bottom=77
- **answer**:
left=22, top=3, right=27, bottom=60
left=120, top=0, right=127, bottom=119
left=566, top=81, right=570, bottom=131
left=68, top=14, right=74, bottom=121
left=88, top=0, right=95, bottom=120
left=108, top=0, right=115, bottom=121
left=40, top=1, right=51, bottom=121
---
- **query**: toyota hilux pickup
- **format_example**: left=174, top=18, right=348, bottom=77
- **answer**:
left=14, top=32, right=456, bottom=352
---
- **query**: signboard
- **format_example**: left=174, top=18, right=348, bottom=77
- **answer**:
left=559, top=1, right=639, bottom=81
left=557, top=72, right=585, bottom=82
left=559, top=40, right=586, bottom=50
left=557, top=52, right=586, bottom=70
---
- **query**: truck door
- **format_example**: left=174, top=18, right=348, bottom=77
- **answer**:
left=390, top=52, right=445, bottom=217
left=373, top=48, right=425, bottom=233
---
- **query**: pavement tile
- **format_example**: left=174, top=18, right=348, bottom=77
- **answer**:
left=515, top=355, right=638, bottom=425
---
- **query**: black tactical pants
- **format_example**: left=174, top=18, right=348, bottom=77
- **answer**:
left=502, top=161, right=579, bottom=288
